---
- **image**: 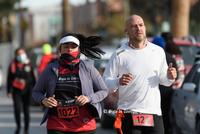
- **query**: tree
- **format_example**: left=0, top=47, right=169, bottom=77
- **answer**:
left=128, top=0, right=199, bottom=39
left=0, top=0, right=18, bottom=43
left=106, top=12, right=126, bottom=38
left=19, top=7, right=28, bottom=47
left=189, top=1, right=200, bottom=38
left=0, top=0, right=17, bottom=17
left=105, top=0, right=130, bottom=38
left=62, top=0, right=72, bottom=34
left=128, top=0, right=171, bottom=36
left=171, top=0, right=190, bottom=39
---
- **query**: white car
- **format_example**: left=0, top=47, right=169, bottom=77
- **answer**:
left=170, top=60, right=200, bottom=134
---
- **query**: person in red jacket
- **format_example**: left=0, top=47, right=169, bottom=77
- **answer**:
left=38, top=43, right=56, bottom=74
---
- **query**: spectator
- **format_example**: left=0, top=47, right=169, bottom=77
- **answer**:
left=161, top=32, right=185, bottom=89
left=152, top=36, right=178, bottom=134
left=38, top=43, right=56, bottom=74
left=7, top=47, right=36, bottom=134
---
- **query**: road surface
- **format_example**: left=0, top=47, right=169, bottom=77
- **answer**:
left=0, top=86, right=116, bottom=134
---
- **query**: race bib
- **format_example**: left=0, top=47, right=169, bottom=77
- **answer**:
left=57, top=99, right=80, bottom=119
left=132, top=114, right=154, bottom=126
left=12, top=78, right=26, bottom=90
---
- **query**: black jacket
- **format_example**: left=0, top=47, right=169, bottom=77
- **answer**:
left=7, top=59, right=36, bottom=94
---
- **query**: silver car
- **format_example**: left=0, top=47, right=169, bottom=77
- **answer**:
left=0, top=65, right=2, bottom=89
left=170, top=60, right=200, bottom=134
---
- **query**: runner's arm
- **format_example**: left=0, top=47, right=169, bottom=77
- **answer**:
left=103, top=52, right=120, bottom=93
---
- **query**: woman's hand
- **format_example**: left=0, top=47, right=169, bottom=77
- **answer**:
left=42, top=95, right=57, bottom=108
left=75, top=95, right=89, bottom=106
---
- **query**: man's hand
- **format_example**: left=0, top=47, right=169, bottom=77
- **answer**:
left=119, top=73, right=133, bottom=85
left=42, top=95, right=57, bottom=108
left=167, top=63, right=177, bottom=80
left=75, top=95, right=89, bottom=106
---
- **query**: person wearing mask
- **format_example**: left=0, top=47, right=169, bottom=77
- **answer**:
left=103, top=15, right=177, bottom=134
left=161, top=32, right=185, bottom=89
left=38, top=43, right=56, bottom=75
left=32, top=33, right=108, bottom=134
left=7, top=47, right=36, bottom=134
left=152, top=36, right=178, bottom=134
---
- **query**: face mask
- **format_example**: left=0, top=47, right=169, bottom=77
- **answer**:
left=61, top=49, right=80, bottom=61
left=17, top=53, right=27, bottom=62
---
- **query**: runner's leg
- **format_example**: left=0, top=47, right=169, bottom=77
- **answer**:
left=117, top=113, right=142, bottom=134
left=143, top=115, right=164, bottom=134
left=22, top=92, right=30, bottom=133
left=13, top=90, right=21, bottom=134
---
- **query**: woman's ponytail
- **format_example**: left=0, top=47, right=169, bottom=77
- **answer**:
left=76, top=33, right=105, bottom=60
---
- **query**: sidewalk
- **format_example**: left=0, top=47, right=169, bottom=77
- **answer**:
left=0, top=86, right=46, bottom=134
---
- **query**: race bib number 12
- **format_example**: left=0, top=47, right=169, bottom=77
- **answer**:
left=132, top=114, right=154, bottom=126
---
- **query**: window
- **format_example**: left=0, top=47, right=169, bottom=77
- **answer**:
left=183, top=64, right=198, bottom=83
left=179, top=45, right=200, bottom=65
left=191, top=66, right=200, bottom=93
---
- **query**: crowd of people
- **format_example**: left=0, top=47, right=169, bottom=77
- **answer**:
left=8, top=14, right=197, bottom=134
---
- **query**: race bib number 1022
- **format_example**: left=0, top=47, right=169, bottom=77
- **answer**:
left=57, top=100, right=80, bottom=119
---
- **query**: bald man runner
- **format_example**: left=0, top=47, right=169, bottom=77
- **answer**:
left=103, top=15, right=177, bottom=134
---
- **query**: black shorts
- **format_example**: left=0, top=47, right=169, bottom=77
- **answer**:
left=117, top=113, right=164, bottom=134
left=47, top=129, right=96, bottom=134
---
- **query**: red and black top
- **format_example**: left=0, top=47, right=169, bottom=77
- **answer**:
left=7, top=59, right=36, bottom=94
left=46, top=62, right=96, bottom=132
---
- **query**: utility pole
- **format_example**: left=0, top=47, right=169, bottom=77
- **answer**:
left=62, top=0, right=72, bottom=34
left=17, top=0, right=27, bottom=47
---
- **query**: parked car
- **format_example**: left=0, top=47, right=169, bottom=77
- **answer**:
left=149, top=37, right=200, bottom=75
left=100, top=37, right=200, bottom=129
left=170, top=60, right=200, bottom=134
left=0, top=65, right=2, bottom=90
left=169, top=38, right=200, bottom=75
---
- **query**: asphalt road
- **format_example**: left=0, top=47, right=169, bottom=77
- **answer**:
left=0, top=87, right=116, bottom=134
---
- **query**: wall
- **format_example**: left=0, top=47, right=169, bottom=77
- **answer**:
left=0, top=42, right=18, bottom=88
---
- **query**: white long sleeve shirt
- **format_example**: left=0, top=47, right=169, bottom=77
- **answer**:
left=103, top=42, right=174, bottom=115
